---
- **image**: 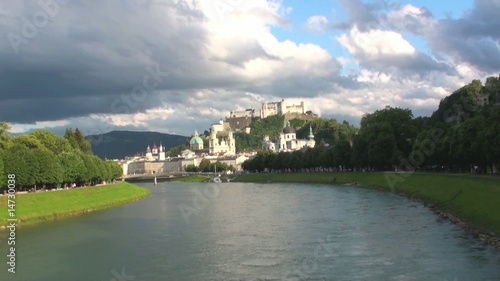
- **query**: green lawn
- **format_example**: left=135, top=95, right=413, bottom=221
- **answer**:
left=171, top=175, right=210, bottom=182
left=0, top=182, right=150, bottom=227
left=236, top=172, right=500, bottom=236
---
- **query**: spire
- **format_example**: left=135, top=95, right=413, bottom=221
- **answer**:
left=308, top=125, right=315, bottom=140
left=159, top=142, right=163, bottom=152
left=194, top=129, right=198, bottom=137
left=153, top=142, right=157, bottom=149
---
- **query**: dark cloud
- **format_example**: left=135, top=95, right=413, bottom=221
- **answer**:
left=333, top=0, right=387, bottom=31
left=364, top=53, right=456, bottom=77
left=0, top=0, right=209, bottom=123
left=426, top=0, right=500, bottom=72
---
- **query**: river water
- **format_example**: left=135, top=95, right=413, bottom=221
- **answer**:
left=1, top=182, right=500, bottom=281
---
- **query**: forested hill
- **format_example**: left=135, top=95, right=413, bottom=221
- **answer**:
left=431, top=76, right=500, bottom=124
left=233, top=115, right=358, bottom=152
left=86, top=131, right=188, bottom=159
left=243, top=76, right=500, bottom=174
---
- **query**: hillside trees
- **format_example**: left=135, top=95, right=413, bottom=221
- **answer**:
left=0, top=122, right=12, bottom=150
left=107, top=160, right=123, bottom=179
left=0, top=125, right=122, bottom=190
left=0, top=150, right=6, bottom=187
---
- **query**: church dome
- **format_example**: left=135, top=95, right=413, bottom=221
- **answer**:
left=190, top=136, right=203, bottom=145
left=283, top=125, right=296, bottom=134
left=282, top=120, right=296, bottom=134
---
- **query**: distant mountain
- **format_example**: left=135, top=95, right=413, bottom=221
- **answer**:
left=86, top=131, right=188, bottom=159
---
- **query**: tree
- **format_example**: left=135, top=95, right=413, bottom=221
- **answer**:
left=0, top=150, right=6, bottom=187
left=30, top=130, right=72, bottom=155
left=64, top=128, right=79, bottom=150
left=2, top=144, right=39, bottom=189
left=33, top=148, right=63, bottom=187
left=13, top=135, right=44, bottom=149
left=106, top=161, right=123, bottom=179
left=75, top=128, right=92, bottom=153
left=81, top=153, right=101, bottom=185
left=59, top=151, right=87, bottom=184
left=333, top=138, right=352, bottom=169
left=0, top=122, right=13, bottom=150
left=185, top=164, right=199, bottom=172
left=199, top=159, right=212, bottom=172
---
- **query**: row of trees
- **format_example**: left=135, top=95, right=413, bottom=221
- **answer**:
left=242, top=141, right=352, bottom=173
left=185, top=159, right=235, bottom=173
left=243, top=77, right=500, bottom=174
left=0, top=124, right=123, bottom=191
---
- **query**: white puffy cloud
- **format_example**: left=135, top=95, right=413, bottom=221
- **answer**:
left=337, top=26, right=416, bottom=59
left=303, top=15, right=329, bottom=34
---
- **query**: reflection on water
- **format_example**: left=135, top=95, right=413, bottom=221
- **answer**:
left=1, top=182, right=500, bottom=281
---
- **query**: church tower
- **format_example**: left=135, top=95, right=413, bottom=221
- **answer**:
left=209, top=128, right=217, bottom=155
left=158, top=141, right=165, bottom=161
left=228, top=129, right=235, bottom=155
left=307, top=125, right=315, bottom=148
left=146, top=145, right=153, bottom=160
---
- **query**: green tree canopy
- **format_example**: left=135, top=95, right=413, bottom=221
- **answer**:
left=106, top=161, right=123, bottom=179
left=33, top=148, right=63, bottom=185
left=59, top=151, right=87, bottom=184
left=2, top=144, right=39, bottom=188
left=30, top=130, right=72, bottom=155
left=0, top=149, right=6, bottom=187
left=0, top=122, right=13, bottom=150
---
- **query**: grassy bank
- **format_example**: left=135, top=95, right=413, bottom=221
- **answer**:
left=0, top=182, right=150, bottom=228
left=236, top=172, right=500, bottom=237
left=172, top=175, right=210, bottom=182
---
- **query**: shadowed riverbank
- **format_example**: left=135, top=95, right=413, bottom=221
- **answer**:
left=235, top=172, right=500, bottom=249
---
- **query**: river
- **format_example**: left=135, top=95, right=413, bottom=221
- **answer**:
left=1, top=182, right=500, bottom=281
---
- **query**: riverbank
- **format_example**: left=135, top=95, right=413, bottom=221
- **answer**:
left=235, top=172, right=500, bottom=248
left=0, top=182, right=150, bottom=229
left=171, top=175, right=210, bottom=182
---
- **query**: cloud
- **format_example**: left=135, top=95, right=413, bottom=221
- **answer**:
left=1, top=0, right=499, bottom=137
left=303, top=15, right=329, bottom=34
left=333, top=0, right=386, bottom=31
left=424, top=0, right=500, bottom=72
left=0, top=0, right=341, bottom=131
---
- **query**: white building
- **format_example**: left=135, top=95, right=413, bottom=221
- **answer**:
left=145, top=143, right=166, bottom=161
left=209, top=121, right=236, bottom=155
left=262, top=119, right=315, bottom=152
left=261, top=99, right=305, bottom=118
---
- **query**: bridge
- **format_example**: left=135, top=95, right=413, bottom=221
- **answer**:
left=123, top=172, right=227, bottom=183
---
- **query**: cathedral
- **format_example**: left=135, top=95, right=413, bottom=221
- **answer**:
left=262, top=119, right=315, bottom=152
left=209, top=121, right=236, bottom=155
left=187, top=125, right=236, bottom=156
left=189, top=130, right=204, bottom=151
left=145, top=142, right=166, bottom=161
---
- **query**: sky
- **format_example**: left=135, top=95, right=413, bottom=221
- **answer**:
left=0, top=0, right=499, bottom=137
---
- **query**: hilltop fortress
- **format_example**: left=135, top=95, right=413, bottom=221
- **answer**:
left=226, top=99, right=315, bottom=133
left=230, top=99, right=305, bottom=119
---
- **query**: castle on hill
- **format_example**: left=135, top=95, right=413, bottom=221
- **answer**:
left=226, top=99, right=311, bottom=133
left=229, top=99, right=305, bottom=119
